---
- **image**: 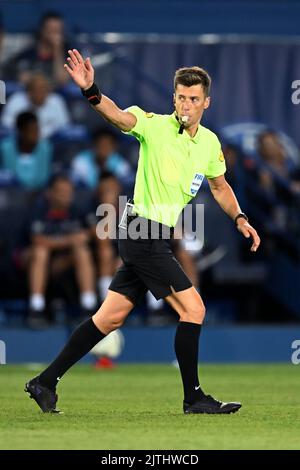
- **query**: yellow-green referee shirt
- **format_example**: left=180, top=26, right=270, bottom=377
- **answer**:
left=124, top=106, right=226, bottom=227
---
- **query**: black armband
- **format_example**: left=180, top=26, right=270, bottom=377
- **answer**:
left=81, top=82, right=102, bottom=106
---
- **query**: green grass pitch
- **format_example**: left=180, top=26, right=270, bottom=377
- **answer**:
left=0, top=363, right=299, bottom=450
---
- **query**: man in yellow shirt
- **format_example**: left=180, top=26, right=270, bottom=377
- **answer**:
left=25, top=49, right=260, bottom=414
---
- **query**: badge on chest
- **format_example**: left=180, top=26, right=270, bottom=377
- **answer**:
left=190, top=173, right=204, bottom=196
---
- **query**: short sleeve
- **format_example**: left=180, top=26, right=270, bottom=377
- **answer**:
left=122, top=105, right=153, bottom=141
left=205, top=136, right=226, bottom=179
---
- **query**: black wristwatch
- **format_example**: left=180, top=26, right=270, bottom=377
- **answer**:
left=234, top=212, right=248, bottom=226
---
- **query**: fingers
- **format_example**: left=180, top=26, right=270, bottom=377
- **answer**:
left=67, top=49, right=85, bottom=71
left=65, top=49, right=92, bottom=78
left=244, top=226, right=260, bottom=252
left=250, top=232, right=261, bottom=252
left=66, top=57, right=76, bottom=70
left=72, top=49, right=84, bottom=63
left=64, top=63, right=74, bottom=76
left=68, top=49, right=80, bottom=65
left=240, top=226, right=250, bottom=238
left=84, top=57, right=92, bottom=71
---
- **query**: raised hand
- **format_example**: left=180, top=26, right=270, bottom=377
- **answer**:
left=64, top=49, right=94, bottom=90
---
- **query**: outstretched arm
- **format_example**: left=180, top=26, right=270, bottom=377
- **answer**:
left=207, top=174, right=261, bottom=252
left=64, top=49, right=137, bottom=132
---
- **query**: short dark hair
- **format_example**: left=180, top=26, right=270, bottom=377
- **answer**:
left=92, top=127, right=118, bottom=144
left=174, top=66, right=211, bottom=97
left=48, top=172, right=72, bottom=189
left=39, top=11, right=63, bottom=28
left=99, top=171, right=119, bottom=182
left=37, top=12, right=65, bottom=44
left=16, top=111, right=37, bottom=131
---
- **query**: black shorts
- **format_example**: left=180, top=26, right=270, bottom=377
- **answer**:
left=109, top=218, right=192, bottom=305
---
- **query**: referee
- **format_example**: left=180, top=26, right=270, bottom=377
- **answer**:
left=25, top=49, right=260, bottom=414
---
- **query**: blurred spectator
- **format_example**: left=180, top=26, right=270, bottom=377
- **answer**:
left=257, top=130, right=300, bottom=195
left=4, top=11, right=70, bottom=87
left=71, top=128, right=134, bottom=189
left=25, top=174, right=97, bottom=328
left=254, top=130, right=300, bottom=232
left=0, top=111, right=52, bottom=190
left=1, top=72, right=70, bottom=138
left=225, top=128, right=300, bottom=258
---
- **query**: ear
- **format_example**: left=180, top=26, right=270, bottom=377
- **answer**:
left=173, top=92, right=176, bottom=105
left=204, top=96, right=210, bottom=110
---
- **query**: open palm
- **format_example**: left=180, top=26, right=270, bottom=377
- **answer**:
left=64, top=49, right=94, bottom=90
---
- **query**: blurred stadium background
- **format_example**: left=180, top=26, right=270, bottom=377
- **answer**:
left=0, top=0, right=300, bottom=366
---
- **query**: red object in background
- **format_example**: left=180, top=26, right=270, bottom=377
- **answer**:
left=47, top=209, right=69, bottom=220
left=94, top=356, right=116, bottom=369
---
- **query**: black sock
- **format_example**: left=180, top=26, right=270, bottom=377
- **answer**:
left=174, top=321, right=205, bottom=404
left=39, top=318, right=106, bottom=389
